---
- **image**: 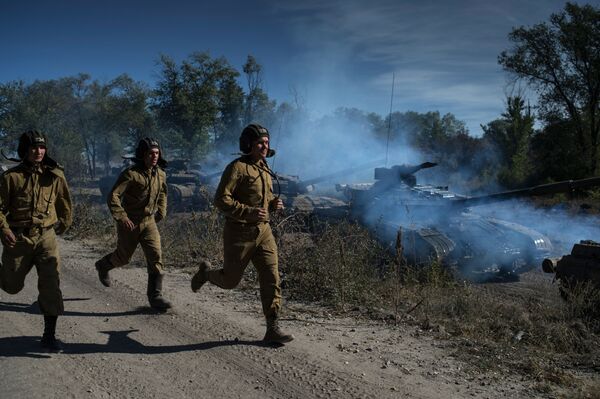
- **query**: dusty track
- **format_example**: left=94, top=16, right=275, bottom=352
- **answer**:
left=1, top=238, right=539, bottom=398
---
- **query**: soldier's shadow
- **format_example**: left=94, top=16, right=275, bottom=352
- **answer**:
left=0, top=336, right=54, bottom=358
left=0, top=329, right=273, bottom=358
left=0, top=299, right=156, bottom=317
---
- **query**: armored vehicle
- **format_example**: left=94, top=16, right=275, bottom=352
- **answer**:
left=542, top=240, right=600, bottom=298
left=337, top=162, right=600, bottom=278
left=273, top=159, right=384, bottom=219
left=97, top=158, right=220, bottom=211
left=166, top=159, right=220, bottom=211
left=275, top=173, right=348, bottom=219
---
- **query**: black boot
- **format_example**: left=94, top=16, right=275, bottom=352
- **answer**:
left=263, top=315, right=294, bottom=344
left=41, top=315, right=63, bottom=353
left=147, top=273, right=173, bottom=311
left=95, top=255, right=114, bottom=287
left=191, top=259, right=211, bottom=292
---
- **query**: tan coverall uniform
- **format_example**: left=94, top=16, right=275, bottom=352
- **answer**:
left=0, top=162, right=72, bottom=315
left=104, top=164, right=167, bottom=274
left=212, top=156, right=281, bottom=318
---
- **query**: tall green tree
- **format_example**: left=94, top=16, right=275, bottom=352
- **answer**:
left=97, top=75, right=153, bottom=176
left=530, top=118, right=588, bottom=181
left=214, top=73, right=244, bottom=148
left=242, top=55, right=276, bottom=127
left=71, top=74, right=151, bottom=178
left=498, top=2, right=600, bottom=174
left=482, top=96, right=535, bottom=187
left=152, top=52, right=242, bottom=159
left=412, top=112, right=469, bottom=159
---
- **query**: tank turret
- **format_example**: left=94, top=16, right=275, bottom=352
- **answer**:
left=336, top=162, right=600, bottom=279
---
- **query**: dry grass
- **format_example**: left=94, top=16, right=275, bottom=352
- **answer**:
left=68, top=198, right=113, bottom=239
left=159, top=210, right=224, bottom=270
left=70, top=196, right=600, bottom=395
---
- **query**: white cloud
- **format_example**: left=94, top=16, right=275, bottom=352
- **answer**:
left=270, top=0, right=571, bottom=134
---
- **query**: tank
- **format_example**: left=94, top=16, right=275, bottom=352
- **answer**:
left=273, top=159, right=384, bottom=219
left=336, top=162, right=600, bottom=278
left=97, top=158, right=220, bottom=211
left=542, top=240, right=600, bottom=297
left=165, top=159, right=220, bottom=211
left=274, top=174, right=348, bottom=219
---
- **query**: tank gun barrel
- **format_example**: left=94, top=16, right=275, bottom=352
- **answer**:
left=373, top=162, right=438, bottom=187
left=453, top=176, right=600, bottom=207
left=374, top=162, right=438, bottom=180
left=284, top=158, right=387, bottom=192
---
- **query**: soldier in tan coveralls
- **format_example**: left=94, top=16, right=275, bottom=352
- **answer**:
left=191, top=124, right=293, bottom=344
left=94, top=138, right=172, bottom=311
left=0, top=130, right=72, bottom=352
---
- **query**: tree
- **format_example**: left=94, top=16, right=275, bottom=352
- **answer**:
left=70, top=74, right=151, bottom=178
left=0, top=75, right=151, bottom=179
left=152, top=52, right=243, bottom=159
left=412, top=111, right=469, bottom=160
left=242, top=55, right=276, bottom=127
left=0, top=77, right=86, bottom=179
left=482, top=96, right=535, bottom=187
left=498, top=3, right=600, bottom=174
left=214, top=74, right=244, bottom=148
left=97, top=75, right=153, bottom=175
left=532, top=119, right=587, bottom=181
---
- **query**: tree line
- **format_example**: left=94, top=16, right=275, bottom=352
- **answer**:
left=0, top=2, right=598, bottom=192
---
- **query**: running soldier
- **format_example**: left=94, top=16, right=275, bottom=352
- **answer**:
left=0, top=130, right=72, bottom=352
left=191, top=124, right=293, bottom=344
left=94, top=138, right=172, bottom=311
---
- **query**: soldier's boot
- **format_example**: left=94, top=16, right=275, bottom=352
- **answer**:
left=147, top=273, right=173, bottom=311
left=95, top=255, right=114, bottom=287
left=191, top=259, right=211, bottom=293
left=40, top=315, right=63, bottom=353
left=263, top=315, right=294, bottom=344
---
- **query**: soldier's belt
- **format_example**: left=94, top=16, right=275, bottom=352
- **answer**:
left=11, top=225, right=53, bottom=237
left=225, top=219, right=269, bottom=226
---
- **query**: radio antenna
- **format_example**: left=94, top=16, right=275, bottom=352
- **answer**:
left=385, top=72, right=395, bottom=168
left=271, top=110, right=285, bottom=171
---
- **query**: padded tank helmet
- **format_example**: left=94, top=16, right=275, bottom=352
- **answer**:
left=135, top=137, right=167, bottom=168
left=17, top=130, right=59, bottom=167
left=18, top=130, right=47, bottom=159
left=239, top=124, right=275, bottom=157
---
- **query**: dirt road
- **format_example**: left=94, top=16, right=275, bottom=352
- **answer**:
left=1, top=238, right=535, bottom=398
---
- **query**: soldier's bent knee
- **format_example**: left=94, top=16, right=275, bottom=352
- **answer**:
left=217, top=272, right=244, bottom=289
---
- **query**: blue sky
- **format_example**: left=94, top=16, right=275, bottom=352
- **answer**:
left=1, top=0, right=594, bottom=135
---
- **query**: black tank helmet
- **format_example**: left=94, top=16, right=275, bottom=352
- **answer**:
left=17, top=130, right=59, bottom=167
left=134, top=137, right=167, bottom=168
left=239, top=123, right=275, bottom=157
